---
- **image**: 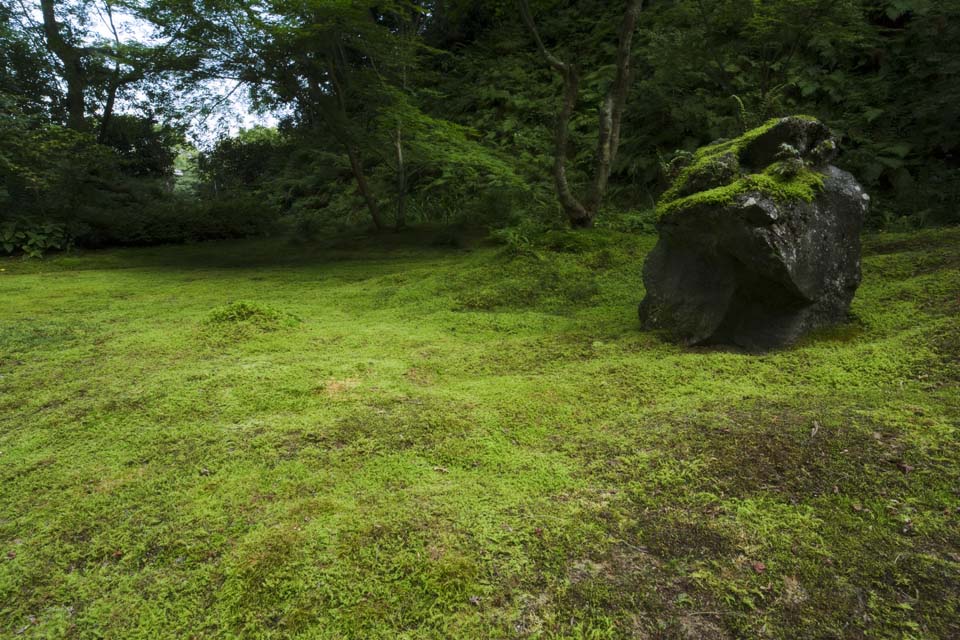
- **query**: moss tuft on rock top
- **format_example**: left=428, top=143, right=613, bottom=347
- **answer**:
left=658, top=164, right=826, bottom=218
left=657, top=116, right=831, bottom=218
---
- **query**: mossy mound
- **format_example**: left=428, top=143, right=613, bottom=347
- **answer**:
left=657, top=116, right=837, bottom=218
left=201, top=300, right=300, bottom=344
left=205, top=300, right=296, bottom=327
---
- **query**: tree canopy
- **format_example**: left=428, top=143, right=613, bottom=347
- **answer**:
left=1, top=0, right=958, bottom=254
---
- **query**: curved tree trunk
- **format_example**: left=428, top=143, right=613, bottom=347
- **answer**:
left=554, top=65, right=591, bottom=227
left=346, top=145, right=385, bottom=232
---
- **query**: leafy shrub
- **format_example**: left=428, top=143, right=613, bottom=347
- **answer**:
left=0, top=218, right=72, bottom=257
left=286, top=208, right=348, bottom=243
left=198, top=127, right=286, bottom=196
left=0, top=115, right=118, bottom=221
left=489, top=217, right=550, bottom=257
left=0, top=109, right=243, bottom=253
left=429, top=223, right=474, bottom=249
left=538, top=229, right=615, bottom=254
left=0, top=101, right=272, bottom=254
left=489, top=225, right=537, bottom=257
left=77, top=196, right=281, bottom=247
left=463, top=187, right=533, bottom=228
left=99, top=114, right=183, bottom=178
left=195, top=198, right=281, bottom=240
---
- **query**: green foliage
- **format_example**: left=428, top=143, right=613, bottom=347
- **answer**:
left=82, top=196, right=282, bottom=247
left=198, top=127, right=287, bottom=196
left=372, top=88, right=527, bottom=193
left=0, top=110, right=116, bottom=220
left=0, top=104, right=264, bottom=254
left=424, top=0, right=959, bottom=227
left=2, top=0, right=958, bottom=245
left=488, top=219, right=542, bottom=258
left=0, top=10, right=59, bottom=117
left=100, top=115, right=184, bottom=178
left=0, top=218, right=72, bottom=258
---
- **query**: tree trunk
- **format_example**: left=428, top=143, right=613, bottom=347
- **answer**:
left=63, top=66, right=87, bottom=131
left=586, top=0, right=643, bottom=215
left=553, top=66, right=591, bottom=227
left=99, top=72, right=120, bottom=143
left=520, top=0, right=644, bottom=228
left=40, top=0, right=88, bottom=131
left=394, top=127, right=407, bottom=230
left=346, top=145, right=385, bottom=232
left=99, top=3, right=124, bottom=143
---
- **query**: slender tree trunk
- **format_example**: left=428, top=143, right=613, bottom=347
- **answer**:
left=40, top=0, right=88, bottom=131
left=99, top=3, right=123, bottom=143
left=394, top=127, right=407, bottom=230
left=554, top=65, right=591, bottom=227
left=520, top=0, right=644, bottom=228
left=585, top=0, right=643, bottom=215
left=345, top=145, right=385, bottom=232
left=99, top=72, right=120, bottom=143
left=391, top=15, right=417, bottom=231
left=519, top=1, right=589, bottom=226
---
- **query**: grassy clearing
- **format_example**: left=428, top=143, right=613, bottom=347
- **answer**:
left=1, top=226, right=958, bottom=639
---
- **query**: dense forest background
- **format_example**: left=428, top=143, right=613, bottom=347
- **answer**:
left=2, top=0, right=958, bottom=256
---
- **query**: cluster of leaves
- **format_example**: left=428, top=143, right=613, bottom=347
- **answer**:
left=170, top=0, right=958, bottom=239
left=194, top=116, right=530, bottom=236
left=1, top=102, right=107, bottom=214
left=0, top=218, right=72, bottom=258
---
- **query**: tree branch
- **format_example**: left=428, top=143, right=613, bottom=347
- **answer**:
left=518, top=0, right=568, bottom=73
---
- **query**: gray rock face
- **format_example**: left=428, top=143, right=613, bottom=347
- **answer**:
left=639, top=118, right=869, bottom=351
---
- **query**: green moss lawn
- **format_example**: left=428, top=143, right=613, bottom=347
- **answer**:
left=1, top=227, right=958, bottom=639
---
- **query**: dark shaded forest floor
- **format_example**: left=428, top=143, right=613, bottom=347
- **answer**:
left=1, top=226, right=958, bottom=639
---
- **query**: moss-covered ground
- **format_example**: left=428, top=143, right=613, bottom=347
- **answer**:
left=1, top=226, right=958, bottom=639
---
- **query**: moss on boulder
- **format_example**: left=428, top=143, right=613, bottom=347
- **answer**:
left=657, top=116, right=837, bottom=219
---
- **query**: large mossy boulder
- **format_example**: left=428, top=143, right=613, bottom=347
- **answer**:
left=639, top=116, right=869, bottom=351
